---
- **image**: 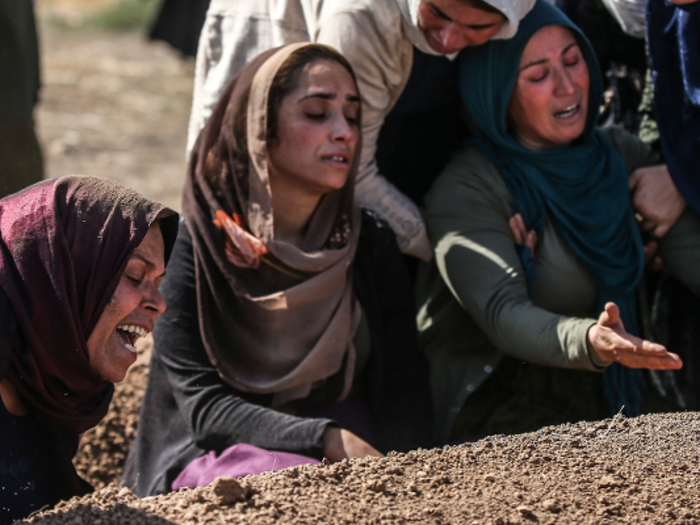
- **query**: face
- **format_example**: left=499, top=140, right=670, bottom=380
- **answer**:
left=417, top=0, right=506, bottom=54
left=267, top=59, right=360, bottom=197
left=86, top=224, right=167, bottom=383
left=507, top=25, right=590, bottom=151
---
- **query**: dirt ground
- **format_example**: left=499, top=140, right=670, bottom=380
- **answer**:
left=33, top=408, right=700, bottom=524
left=67, top=337, right=700, bottom=524
left=25, top=19, right=700, bottom=525
left=36, top=24, right=193, bottom=211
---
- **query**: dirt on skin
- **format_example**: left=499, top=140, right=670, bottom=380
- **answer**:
left=26, top=410, right=700, bottom=524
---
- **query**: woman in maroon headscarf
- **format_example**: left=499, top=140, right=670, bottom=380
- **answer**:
left=0, top=175, right=178, bottom=524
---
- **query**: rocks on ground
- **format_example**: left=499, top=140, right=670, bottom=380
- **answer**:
left=30, top=412, right=700, bottom=525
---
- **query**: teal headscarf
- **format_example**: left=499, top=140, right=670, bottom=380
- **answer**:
left=459, top=0, right=645, bottom=415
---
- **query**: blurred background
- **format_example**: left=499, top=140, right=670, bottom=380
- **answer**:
left=32, top=0, right=195, bottom=210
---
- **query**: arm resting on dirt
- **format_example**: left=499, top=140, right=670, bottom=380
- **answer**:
left=153, top=223, right=331, bottom=458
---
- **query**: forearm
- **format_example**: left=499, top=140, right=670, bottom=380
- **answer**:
left=355, top=171, right=432, bottom=260
left=156, top=224, right=332, bottom=457
left=172, top=373, right=330, bottom=456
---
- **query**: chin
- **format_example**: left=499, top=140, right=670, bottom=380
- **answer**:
left=102, top=364, right=133, bottom=384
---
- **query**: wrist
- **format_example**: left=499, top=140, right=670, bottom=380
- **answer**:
left=586, top=323, right=610, bottom=369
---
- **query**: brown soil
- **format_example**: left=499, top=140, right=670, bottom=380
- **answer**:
left=36, top=24, right=192, bottom=211
left=28, top=410, right=700, bottom=524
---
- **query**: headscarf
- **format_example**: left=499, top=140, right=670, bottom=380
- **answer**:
left=0, top=175, right=178, bottom=434
left=399, top=0, right=537, bottom=57
left=183, top=43, right=363, bottom=408
left=459, top=0, right=646, bottom=415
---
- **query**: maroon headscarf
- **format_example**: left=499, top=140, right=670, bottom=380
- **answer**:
left=0, top=175, right=178, bottom=434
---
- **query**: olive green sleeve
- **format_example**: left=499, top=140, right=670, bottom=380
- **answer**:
left=424, top=148, right=599, bottom=371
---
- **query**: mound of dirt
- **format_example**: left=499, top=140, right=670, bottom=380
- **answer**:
left=28, top=411, right=700, bottom=524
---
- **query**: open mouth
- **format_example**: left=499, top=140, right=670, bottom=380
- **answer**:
left=324, top=155, right=349, bottom=164
left=116, top=324, right=148, bottom=351
left=554, top=104, right=580, bottom=119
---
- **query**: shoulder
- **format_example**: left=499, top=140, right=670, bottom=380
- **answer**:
left=425, top=144, right=512, bottom=217
left=598, top=126, right=660, bottom=172
left=318, top=0, right=401, bottom=30
left=316, top=0, right=406, bottom=61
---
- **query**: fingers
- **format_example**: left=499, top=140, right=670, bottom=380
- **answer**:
left=509, top=215, right=523, bottom=244
left=323, top=427, right=384, bottom=461
left=591, top=317, right=684, bottom=370
left=649, top=256, right=663, bottom=272
left=639, top=217, right=657, bottom=233
left=654, top=223, right=671, bottom=238
left=629, top=169, right=641, bottom=191
left=509, top=214, right=537, bottom=256
left=598, top=302, right=621, bottom=327
left=613, top=351, right=683, bottom=370
left=524, top=230, right=537, bottom=256
left=643, top=240, right=657, bottom=263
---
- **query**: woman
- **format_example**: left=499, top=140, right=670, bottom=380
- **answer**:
left=187, top=0, right=536, bottom=260
left=416, top=0, right=700, bottom=444
left=123, top=43, right=432, bottom=497
left=0, top=175, right=178, bottom=524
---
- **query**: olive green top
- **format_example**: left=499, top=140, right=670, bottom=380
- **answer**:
left=417, top=127, right=700, bottom=443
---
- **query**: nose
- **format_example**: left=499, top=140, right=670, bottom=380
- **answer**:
left=440, top=25, right=470, bottom=50
left=144, top=282, right=167, bottom=316
left=554, top=68, right=576, bottom=96
left=330, top=113, right=355, bottom=143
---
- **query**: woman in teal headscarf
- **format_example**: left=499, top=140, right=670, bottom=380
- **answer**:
left=417, top=0, right=700, bottom=444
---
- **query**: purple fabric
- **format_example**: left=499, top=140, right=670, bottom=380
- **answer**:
left=172, top=396, right=375, bottom=491
left=171, top=443, right=319, bottom=490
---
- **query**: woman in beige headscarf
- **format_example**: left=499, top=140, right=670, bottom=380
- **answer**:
left=123, top=43, right=433, bottom=496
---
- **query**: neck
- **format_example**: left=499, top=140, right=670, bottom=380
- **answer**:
left=510, top=126, right=570, bottom=152
left=0, top=377, right=27, bottom=416
left=270, top=181, right=323, bottom=248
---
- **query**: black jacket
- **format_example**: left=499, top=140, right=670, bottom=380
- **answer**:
left=123, top=210, right=432, bottom=496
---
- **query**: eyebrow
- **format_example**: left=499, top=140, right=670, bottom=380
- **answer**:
left=429, top=2, right=498, bottom=29
left=298, top=92, right=361, bottom=103
left=520, top=42, right=579, bottom=71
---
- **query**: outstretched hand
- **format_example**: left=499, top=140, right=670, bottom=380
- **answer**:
left=322, top=427, right=384, bottom=462
left=588, top=302, right=683, bottom=370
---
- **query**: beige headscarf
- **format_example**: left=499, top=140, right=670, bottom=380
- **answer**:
left=182, top=43, right=362, bottom=407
